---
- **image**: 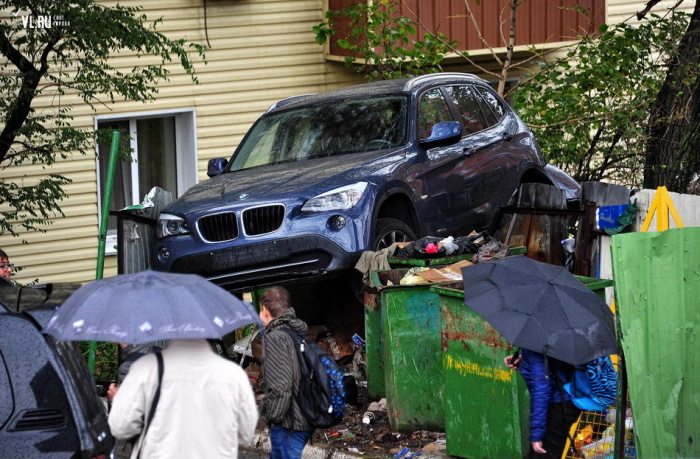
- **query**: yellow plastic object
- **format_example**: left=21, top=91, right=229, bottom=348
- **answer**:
left=640, top=186, right=684, bottom=232
left=574, top=424, right=593, bottom=451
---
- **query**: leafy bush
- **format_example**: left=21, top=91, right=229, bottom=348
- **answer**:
left=513, top=13, right=690, bottom=187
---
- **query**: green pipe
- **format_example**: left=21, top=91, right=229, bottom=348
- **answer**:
left=89, top=130, right=121, bottom=375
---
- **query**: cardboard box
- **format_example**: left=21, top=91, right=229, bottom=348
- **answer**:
left=416, top=259, right=473, bottom=282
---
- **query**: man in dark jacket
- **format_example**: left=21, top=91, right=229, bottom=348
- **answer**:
left=259, top=286, right=312, bottom=459
left=506, top=348, right=580, bottom=459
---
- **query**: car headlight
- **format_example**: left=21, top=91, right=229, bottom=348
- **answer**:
left=156, top=213, right=190, bottom=239
left=301, top=182, right=369, bottom=213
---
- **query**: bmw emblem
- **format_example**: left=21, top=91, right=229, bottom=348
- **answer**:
left=237, top=194, right=249, bottom=200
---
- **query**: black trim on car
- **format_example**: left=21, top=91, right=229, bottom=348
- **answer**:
left=168, top=235, right=358, bottom=292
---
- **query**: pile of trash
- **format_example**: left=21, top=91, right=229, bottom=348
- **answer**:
left=355, top=231, right=511, bottom=289
left=237, top=328, right=446, bottom=457
left=392, top=231, right=493, bottom=259
left=307, top=393, right=447, bottom=457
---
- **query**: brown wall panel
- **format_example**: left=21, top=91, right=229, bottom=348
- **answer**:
left=327, top=0, right=605, bottom=56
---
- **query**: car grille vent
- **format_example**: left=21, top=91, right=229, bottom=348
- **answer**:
left=198, top=212, right=239, bottom=242
left=11, top=409, right=66, bottom=431
left=242, top=205, right=285, bottom=236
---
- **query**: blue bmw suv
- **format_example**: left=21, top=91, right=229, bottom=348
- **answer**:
left=154, top=73, right=579, bottom=291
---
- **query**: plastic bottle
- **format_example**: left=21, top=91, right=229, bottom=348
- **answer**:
left=362, top=411, right=375, bottom=425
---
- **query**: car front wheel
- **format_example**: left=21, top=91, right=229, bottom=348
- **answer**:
left=372, top=218, right=417, bottom=251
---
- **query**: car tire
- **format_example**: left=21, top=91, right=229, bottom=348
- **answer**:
left=372, top=218, right=417, bottom=251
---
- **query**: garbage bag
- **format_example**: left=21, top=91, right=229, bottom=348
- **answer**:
left=452, top=231, right=491, bottom=255
left=393, top=236, right=447, bottom=259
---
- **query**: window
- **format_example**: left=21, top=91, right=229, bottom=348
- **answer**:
left=445, top=85, right=496, bottom=135
left=417, top=89, right=453, bottom=140
left=96, top=110, right=197, bottom=253
left=230, top=96, right=408, bottom=171
left=475, top=86, right=505, bottom=123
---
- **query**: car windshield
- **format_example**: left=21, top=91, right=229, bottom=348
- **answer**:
left=229, top=96, right=408, bottom=171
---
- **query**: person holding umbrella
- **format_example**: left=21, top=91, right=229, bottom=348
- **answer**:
left=108, top=337, right=258, bottom=458
left=461, top=255, right=619, bottom=459
left=43, top=270, right=262, bottom=458
left=505, top=349, right=580, bottom=458
left=107, top=342, right=162, bottom=459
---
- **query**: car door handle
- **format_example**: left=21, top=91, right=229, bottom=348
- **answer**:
left=463, top=147, right=475, bottom=156
left=502, top=133, right=513, bottom=141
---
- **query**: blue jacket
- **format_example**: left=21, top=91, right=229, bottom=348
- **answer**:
left=518, top=349, right=573, bottom=442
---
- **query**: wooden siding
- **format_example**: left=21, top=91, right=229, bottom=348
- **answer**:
left=326, top=0, right=607, bottom=58
left=0, top=0, right=695, bottom=286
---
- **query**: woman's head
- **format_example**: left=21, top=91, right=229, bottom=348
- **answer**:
left=0, top=249, right=13, bottom=281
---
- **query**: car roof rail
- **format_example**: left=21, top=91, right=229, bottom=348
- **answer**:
left=267, top=94, right=316, bottom=112
left=404, top=72, right=482, bottom=91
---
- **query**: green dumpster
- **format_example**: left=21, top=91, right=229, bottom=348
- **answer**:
left=363, top=281, right=386, bottom=400
left=367, top=268, right=450, bottom=432
left=433, top=273, right=614, bottom=459
left=576, top=275, right=613, bottom=301
left=432, top=282, right=529, bottom=458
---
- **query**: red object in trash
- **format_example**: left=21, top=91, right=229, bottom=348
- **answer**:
left=425, top=243, right=438, bottom=253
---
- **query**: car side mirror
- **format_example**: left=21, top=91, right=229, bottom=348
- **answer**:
left=420, top=121, right=462, bottom=148
left=207, top=158, right=228, bottom=178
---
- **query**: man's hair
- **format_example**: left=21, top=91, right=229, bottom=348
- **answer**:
left=259, top=286, right=292, bottom=318
left=0, top=249, right=7, bottom=259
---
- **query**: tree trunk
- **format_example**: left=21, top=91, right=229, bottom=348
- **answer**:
left=643, top=3, right=700, bottom=192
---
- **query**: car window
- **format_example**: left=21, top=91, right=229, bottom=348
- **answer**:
left=417, top=88, right=454, bottom=140
left=444, top=85, right=493, bottom=135
left=229, top=96, right=408, bottom=171
left=474, top=86, right=505, bottom=125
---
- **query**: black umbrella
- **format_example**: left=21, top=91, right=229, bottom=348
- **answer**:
left=42, top=270, right=262, bottom=344
left=461, top=255, right=617, bottom=366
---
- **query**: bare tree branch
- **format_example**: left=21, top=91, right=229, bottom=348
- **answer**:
left=463, top=0, right=503, bottom=67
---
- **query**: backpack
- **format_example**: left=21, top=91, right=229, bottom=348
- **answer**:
left=563, top=355, right=618, bottom=411
left=279, top=328, right=346, bottom=428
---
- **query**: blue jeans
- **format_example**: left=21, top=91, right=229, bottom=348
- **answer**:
left=269, top=425, right=311, bottom=459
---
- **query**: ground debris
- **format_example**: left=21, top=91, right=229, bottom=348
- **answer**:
left=309, top=390, right=445, bottom=457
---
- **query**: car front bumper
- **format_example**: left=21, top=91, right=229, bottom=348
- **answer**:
left=158, top=234, right=360, bottom=292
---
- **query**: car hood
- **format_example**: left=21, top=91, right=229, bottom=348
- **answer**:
left=164, top=151, right=404, bottom=216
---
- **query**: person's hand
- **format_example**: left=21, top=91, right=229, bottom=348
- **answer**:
left=107, top=383, right=118, bottom=401
left=504, top=354, right=521, bottom=370
left=531, top=441, right=546, bottom=454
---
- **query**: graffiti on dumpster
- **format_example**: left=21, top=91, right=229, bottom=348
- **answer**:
left=443, top=354, right=512, bottom=383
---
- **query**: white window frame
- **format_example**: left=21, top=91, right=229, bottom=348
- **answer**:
left=94, top=108, right=198, bottom=254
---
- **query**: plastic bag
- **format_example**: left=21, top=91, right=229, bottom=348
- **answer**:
left=440, top=236, right=459, bottom=255
left=473, top=240, right=509, bottom=263
left=399, top=267, right=430, bottom=285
